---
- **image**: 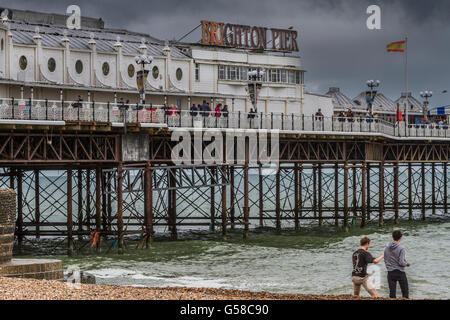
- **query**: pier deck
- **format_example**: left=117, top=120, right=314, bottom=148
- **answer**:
left=1, top=103, right=449, bottom=254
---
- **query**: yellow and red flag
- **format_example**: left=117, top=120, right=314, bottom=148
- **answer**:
left=387, top=41, right=406, bottom=52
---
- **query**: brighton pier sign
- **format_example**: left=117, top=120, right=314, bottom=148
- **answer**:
left=201, top=20, right=299, bottom=52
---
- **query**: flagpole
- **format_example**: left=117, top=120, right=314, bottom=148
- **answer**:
left=405, top=36, right=408, bottom=127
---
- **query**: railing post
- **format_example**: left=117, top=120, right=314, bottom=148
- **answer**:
left=11, top=97, right=15, bottom=119
left=312, top=114, right=315, bottom=131
left=281, top=114, right=284, bottom=130
left=29, top=97, right=32, bottom=120
left=61, top=99, right=64, bottom=120
left=292, top=113, right=294, bottom=130
left=271, top=112, right=273, bottom=129
left=238, top=111, right=241, bottom=128
left=107, top=102, right=110, bottom=122
left=136, top=103, right=139, bottom=123
left=45, top=99, right=48, bottom=120
left=77, top=101, right=80, bottom=121
left=93, top=100, right=96, bottom=122
left=332, top=115, right=334, bottom=131
left=302, top=114, right=304, bottom=130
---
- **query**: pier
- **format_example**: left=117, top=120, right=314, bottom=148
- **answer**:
left=1, top=98, right=449, bottom=254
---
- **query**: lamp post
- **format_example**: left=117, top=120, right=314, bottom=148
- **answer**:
left=420, top=90, right=432, bottom=121
left=366, top=80, right=380, bottom=116
left=134, top=54, right=153, bottom=105
left=248, top=68, right=265, bottom=112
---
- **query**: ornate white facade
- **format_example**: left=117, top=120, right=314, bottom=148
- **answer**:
left=0, top=8, right=323, bottom=115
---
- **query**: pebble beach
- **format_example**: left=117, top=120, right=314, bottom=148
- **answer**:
left=0, top=277, right=391, bottom=300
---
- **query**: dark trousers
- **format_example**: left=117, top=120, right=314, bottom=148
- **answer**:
left=387, top=270, right=409, bottom=298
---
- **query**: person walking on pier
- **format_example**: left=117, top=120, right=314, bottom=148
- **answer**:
left=352, top=237, right=384, bottom=298
left=384, top=230, right=410, bottom=299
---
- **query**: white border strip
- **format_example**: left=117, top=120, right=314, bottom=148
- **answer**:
left=0, top=120, right=66, bottom=126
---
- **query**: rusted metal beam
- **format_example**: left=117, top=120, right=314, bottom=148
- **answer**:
left=421, top=162, right=426, bottom=221
left=394, top=163, right=399, bottom=224
left=95, top=167, right=102, bottom=252
left=361, top=163, right=367, bottom=228
left=117, top=164, right=124, bottom=253
left=275, top=167, right=281, bottom=231
left=67, top=169, right=73, bottom=256
left=318, top=163, right=323, bottom=226
left=379, top=162, right=384, bottom=226
left=408, top=163, right=413, bottom=220
left=144, top=162, right=153, bottom=247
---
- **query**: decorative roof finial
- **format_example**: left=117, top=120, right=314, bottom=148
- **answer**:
left=88, top=32, right=96, bottom=46
left=114, top=35, right=122, bottom=49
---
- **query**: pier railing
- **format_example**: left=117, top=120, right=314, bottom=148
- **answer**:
left=1, top=98, right=449, bottom=139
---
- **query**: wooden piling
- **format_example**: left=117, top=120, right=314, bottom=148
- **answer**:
left=210, top=167, right=216, bottom=231
left=275, top=167, right=281, bottom=231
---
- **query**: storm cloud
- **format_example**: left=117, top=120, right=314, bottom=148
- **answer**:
left=1, top=0, right=450, bottom=107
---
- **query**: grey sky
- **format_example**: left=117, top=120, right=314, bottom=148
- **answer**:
left=1, top=0, right=450, bottom=107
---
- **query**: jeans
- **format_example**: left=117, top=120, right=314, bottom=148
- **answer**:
left=387, top=270, right=409, bottom=298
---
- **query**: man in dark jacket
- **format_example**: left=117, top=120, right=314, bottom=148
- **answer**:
left=384, top=230, right=410, bottom=298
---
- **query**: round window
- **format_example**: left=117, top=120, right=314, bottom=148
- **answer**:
left=75, top=60, right=83, bottom=74
left=127, top=64, right=135, bottom=78
left=102, top=62, right=110, bottom=76
left=176, top=68, right=182, bottom=81
left=48, top=57, right=56, bottom=72
left=19, top=55, right=27, bottom=70
left=152, top=66, right=159, bottom=79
